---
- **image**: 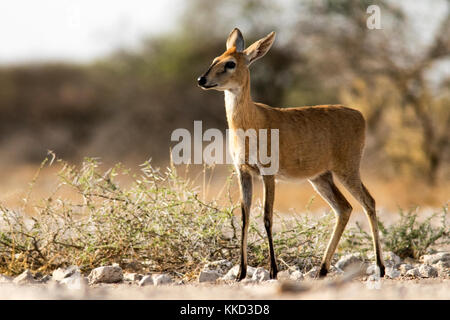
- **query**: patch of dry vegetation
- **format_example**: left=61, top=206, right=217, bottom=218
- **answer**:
left=0, top=153, right=448, bottom=279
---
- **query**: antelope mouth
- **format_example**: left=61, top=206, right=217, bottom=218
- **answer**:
left=200, top=84, right=218, bottom=89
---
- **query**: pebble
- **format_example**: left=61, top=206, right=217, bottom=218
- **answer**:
left=87, top=266, right=123, bottom=285
left=422, top=252, right=450, bottom=265
left=138, top=275, right=154, bottom=287
left=252, top=267, right=270, bottom=282
left=153, top=274, right=173, bottom=285
left=419, top=264, right=438, bottom=278
left=13, top=270, right=38, bottom=285
left=405, top=268, right=421, bottom=278
left=398, top=264, right=414, bottom=275
left=335, top=254, right=364, bottom=271
left=0, top=274, right=13, bottom=283
left=221, top=265, right=256, bottom=280
left=385, top=267, right=401, bottom=279
left=198, top=270, right=221, bottom=283
left=52, top=266, right=80, bottom=282
left=123, top=273, right=143, bottom=282
left=289, top=270, right=304, bottom=281
left=203, top=260, right=233, bottom=275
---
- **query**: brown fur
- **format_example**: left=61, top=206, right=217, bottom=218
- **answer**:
left=198, top=28, right=385, bottom=280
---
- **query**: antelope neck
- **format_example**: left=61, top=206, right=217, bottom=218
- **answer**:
left=224, top=73, right=255, bottom=129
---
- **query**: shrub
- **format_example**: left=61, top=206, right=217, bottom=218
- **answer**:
left=0, top=153, right=448, bottom=278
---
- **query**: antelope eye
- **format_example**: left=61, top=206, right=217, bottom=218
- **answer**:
left=225, top=61, right=236, bottom=69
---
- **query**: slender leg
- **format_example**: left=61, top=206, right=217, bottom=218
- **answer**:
left=236, top=169, right=253, bottom=281
left=335, top=171, right=385, bottom=277
left=262, top=175, right=278, bottom=279
left=309, top=171, right=353, bottom=277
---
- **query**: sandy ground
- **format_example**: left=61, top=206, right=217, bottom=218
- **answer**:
left=1, top=278, right=448, bottom=300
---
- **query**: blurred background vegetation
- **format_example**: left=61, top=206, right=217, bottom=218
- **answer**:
left=0, top=0, right=448, bottom=209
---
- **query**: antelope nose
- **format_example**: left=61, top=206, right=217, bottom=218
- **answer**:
left=197, top=76, right=207, bottom=87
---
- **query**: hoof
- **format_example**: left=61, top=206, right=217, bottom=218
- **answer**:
left=270, top=269, right=278, bottom=280
left=379, top=265, right=385, bottom=277
left=319, top=266, right=328, bottom=278
left=236, top=271, right=246, bottom=282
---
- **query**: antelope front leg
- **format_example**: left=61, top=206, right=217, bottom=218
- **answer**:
left=237, top=170, right=252, bottom=281
left=263, top=175, right=278, bottom=279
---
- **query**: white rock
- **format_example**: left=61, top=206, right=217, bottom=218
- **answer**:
left=60, top=273, right=88, bottom=290
left=138, top=275, right=154, bottom=287
left=289, top=270, right=304, bottom=281
left=203, top=260, right=233, bottom=275
left=398, top=264, right=414, bottom=275
left=366, top=264, right=381, bottom=276
left=88, top=266, right=123, bottom=285
left=153, top=274, right=173, bottom=285
left=335, top=254, right=364, bottom=271
left=198, top=270, right=221, bottom=283
left=52, top=266, right=80, bottom=282
left=13, top=270, right=38, bottom=285
left=305, top=266, right=320, bottom=279
left=405, top=268, right=421, bottom=278
left=40, top=275, right=52, bottom=283
left=123, top=273, right=143, bottom=282
left=419, top=264, right=438, bottom=278
left=330, top=265, right=344, bottom=274
left=252, top=267, right=270, bottom=282
left=0, top=274, right=13, bottom=283
left=277, top=270, right=290, bottom=280
left=383, top=251, right=402, bottom=267
left=221, top=265, right=255, bottom=280
left=434, top=261, right=450, bottom=277
left=385, top=267, right=401, bottom=279
left=422, top=252, right=450, bottom=265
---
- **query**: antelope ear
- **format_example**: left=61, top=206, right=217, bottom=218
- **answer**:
left=226, top=28, right=245, bottom=52
left=244, top=31, right=276, bottom=66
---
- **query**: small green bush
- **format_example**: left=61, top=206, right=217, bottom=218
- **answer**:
left=378, top=207, right=449, bottom=259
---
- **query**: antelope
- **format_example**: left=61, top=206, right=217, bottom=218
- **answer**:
left=197, top=28, right=385, bottom=281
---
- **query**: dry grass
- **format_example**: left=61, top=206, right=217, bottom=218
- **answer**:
left=0, top=153, right=448, bottom=279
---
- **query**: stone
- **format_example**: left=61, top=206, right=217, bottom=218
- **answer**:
left=52, top=266, right=80, bottom=282
left=335, top=254, right=364, bottom=271
left=203, top=260, right=233, bottom=275
left=289, top=270, right=304, bottom=281
left=221, top=265, right=256, bottom=280
left=123, top=273, right=143, bottom=282
left=0, top=274, right=13, bottom=283
left=385, top=267, right=401, bottom=279
left=87, top=266, right=123, bottom=285
left=198, top=270, right=221, bottom=283
left=366, top=265, right=379, bottom=275
left=60, top=273, right=88, bottom=290
left=419, top=264, right=438, bottom=278
left=40, top=275, right=52, bottom=283
left=252, top=267, right=270, bottom=282
left=383, top=251, right=402, bottom=267
left=422, top=252, right=450, bottom=266
left=398, top=264, right=414, bottom=275
left=305, top=267, right=320, bottom=279
left=405, top=268, right=421, bottom=278
left=138, top=275, right=154, bottom=287
left=434, top=261, right=450, bottom=277
left=276, top=270, right=290, bottom=280
left=330, top=265, right=344, bottom=274
left=13, top=270, right=38, bottom=285
left=153, top=274, right=173, bottom=286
